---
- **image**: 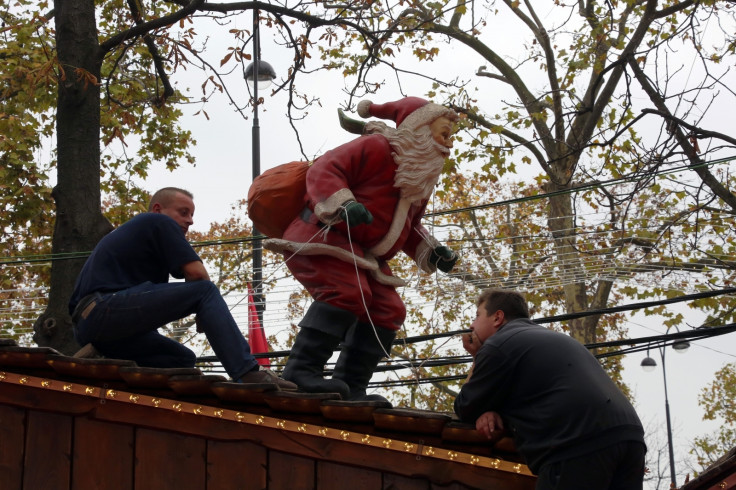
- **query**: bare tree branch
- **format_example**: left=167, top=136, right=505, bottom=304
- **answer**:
left=628, top=57, right=736, bottom=212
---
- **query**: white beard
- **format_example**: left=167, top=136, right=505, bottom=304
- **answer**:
left=365, top=122, right=449, bottom=204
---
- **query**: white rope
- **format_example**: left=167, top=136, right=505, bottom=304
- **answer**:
left=224, top=223, right=332, bottom=313
left=341, top=203, right=419, bottom=384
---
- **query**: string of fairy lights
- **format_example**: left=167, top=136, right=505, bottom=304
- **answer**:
left=1, top=155, right=735, bottom=390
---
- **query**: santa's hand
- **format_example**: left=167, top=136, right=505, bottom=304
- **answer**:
left=341, top=200, right=373, bottom=227
left=430, top=246, right=458, bottom=273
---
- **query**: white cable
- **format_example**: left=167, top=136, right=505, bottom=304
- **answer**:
left=341, top=202, right=417, bottom=384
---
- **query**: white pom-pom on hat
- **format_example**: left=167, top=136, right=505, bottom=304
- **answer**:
left=357, top=100, right=373, bottom=118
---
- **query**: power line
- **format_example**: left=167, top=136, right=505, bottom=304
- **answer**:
left=1, top=155, right=732, bottom=266
left=426, top=156, right=734, bottom=217
left=195, top=287, right=736, bottom=364
left=194, top=322, right=736, bottom=389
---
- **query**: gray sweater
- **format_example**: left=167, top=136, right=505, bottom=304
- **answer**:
left=454, top=318, right=644, bottom=473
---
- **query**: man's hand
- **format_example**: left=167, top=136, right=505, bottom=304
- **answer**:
left=462, top=331, right=481, bottom=358
left=340, top=200, right=373, bottom=227
left=429, top=246, right=458, bottom=273
left=476, top=411, right=504, bottom=439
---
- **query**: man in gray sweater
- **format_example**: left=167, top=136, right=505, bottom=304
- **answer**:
left=454, top=289, right=646, bottom=490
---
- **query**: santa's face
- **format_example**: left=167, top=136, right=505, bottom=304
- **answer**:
left=365, top=116, right=457, bottom=203
left=429, top=116, right=454, bottom=149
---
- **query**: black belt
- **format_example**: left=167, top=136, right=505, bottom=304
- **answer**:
left=71, top=292, right=101, bottom=323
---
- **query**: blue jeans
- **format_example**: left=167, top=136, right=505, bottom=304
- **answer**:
left=74, top=281, right=258, bottom=379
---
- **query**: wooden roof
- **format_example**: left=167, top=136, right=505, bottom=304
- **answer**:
left=680, top=447, right=736, bottom=490
left=0, top=339, right=535, bottom=489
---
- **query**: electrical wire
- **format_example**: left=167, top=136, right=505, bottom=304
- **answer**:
left=1, top=154, right=732, bottom=267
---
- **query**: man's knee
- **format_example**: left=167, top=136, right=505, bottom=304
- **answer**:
left=187, top=279, right=223, bottom=302
left=169, top=348, right=197, bottom=368
left=190, top=279, right=219, bottom=293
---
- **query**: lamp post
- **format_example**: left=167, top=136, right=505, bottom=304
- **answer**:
left=244, top=7, right=276, bottom=324
left=641, top=338, right=690, bottom=488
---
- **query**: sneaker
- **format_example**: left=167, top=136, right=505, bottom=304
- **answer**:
left=238, top=368, right=298, bottom=391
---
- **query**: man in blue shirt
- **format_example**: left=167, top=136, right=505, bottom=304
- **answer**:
left=454, top=289, right=646, bottom=489
left=69, top=187, right=295, bottom=389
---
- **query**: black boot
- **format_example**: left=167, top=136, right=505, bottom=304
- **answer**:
left=333, top=323, right=396, bottom=404
left=282, top=301, right=355, bottom=398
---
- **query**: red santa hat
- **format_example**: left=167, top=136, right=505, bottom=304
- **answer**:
left=356, top=96, right=457, bottom=131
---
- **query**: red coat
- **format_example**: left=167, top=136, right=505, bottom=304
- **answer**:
left=265, top=134, right=442, bottom=328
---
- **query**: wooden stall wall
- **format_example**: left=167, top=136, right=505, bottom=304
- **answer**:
left=0, top=404, right=496, bottom=490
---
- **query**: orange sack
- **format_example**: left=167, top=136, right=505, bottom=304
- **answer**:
left=247, top=160, right=310, bottom=239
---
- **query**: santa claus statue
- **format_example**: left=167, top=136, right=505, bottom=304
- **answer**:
left=265, top=96, right=459, bottom=404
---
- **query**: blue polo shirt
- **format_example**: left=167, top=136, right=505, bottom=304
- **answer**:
left=69, top=213, right=201, bottom=313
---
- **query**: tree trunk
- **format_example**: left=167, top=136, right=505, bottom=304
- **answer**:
left=544, top=159, right=598, bottom=344
left=33, top=0, right=112, bottom=354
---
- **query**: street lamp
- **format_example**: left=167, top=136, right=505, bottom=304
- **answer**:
left=640, top=339, right=690, bottom=488
left=245, top=61, right=276, bottom=89
left=244, top=7, right=276, bottom=324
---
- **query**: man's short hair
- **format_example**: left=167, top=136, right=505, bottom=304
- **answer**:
left=148, top=187, right=193, bottom=211
left=477, top=288, right=530, bottom=321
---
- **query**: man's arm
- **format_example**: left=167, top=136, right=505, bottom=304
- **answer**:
left=454, top=343, right=510, bottom=422
left=456, top=337, right=506, bottom=440
left=461, top=331, right=481, bottom=381
left=181, top=260, right=211, bottom=334
left=181, top=260, right=210, bottom=282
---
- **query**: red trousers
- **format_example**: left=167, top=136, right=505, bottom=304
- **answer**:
left=284, top=252, right=405, bottom=330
